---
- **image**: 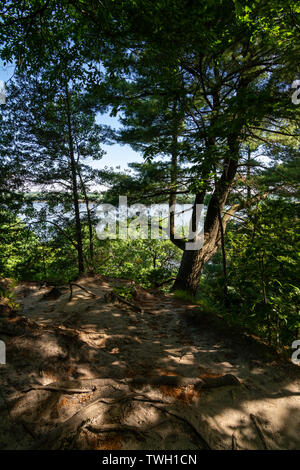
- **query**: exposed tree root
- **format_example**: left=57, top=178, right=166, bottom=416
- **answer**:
left=21, top=422, right=37, bottom=440
left=22, top=384, right=97, bottom=394
left=22, top=373, right=240, bottom=399
left=31, top=384, right=213, bottom=450
left=104, top=291, right=143, bottom=313
left=22, top=373, right=240, bottom=400
left=232, top=433, right=237, bottom=450
left=86, top=423, right=147, bottom=439
left=128, top=373, right=240, bottom=390
left=68, top=282, right=98, bottom=302
left=131, top=397, right=211, bottom=450
left=250, top=413, right=268, bottom=450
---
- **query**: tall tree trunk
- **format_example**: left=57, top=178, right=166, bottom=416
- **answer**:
left=169, top=129, right=178, bottom=242
left=218, top=204, right=228, bottom=302
left=65, top=83, right=84, bottom=274
left=78, top=167, right=94, bottom=262
left=167, top=99, right=187, bottom=251
left=168, top=98, right=180, bottom=240
left=172, top=136, right=239, bottom=295
left=172, top=247, right=206, bottom=294
left=247, top=146, right=251, bottom=202
left=259, top=253, right=272, bottom=345
left=215, top=164, right=228, bottom=303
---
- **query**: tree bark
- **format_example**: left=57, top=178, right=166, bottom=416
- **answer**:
left=169, top=134, right=178, bottom=242
left=218, top=203, right=228, bottom=302
left=65, top=83, right=84, bottom=274
left=247, top=146, right=251, bottom=202
left=169, top=99, right=179, bottom=244
left=172, top=136, right=239, bottom=295
left=78, top=167, right=94, bottom=262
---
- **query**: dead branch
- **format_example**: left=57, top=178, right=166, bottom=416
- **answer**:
left=68, top=282, right=98, bottom=302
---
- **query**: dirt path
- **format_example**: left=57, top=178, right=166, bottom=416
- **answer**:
left=0, top=274, right=299, bottom=450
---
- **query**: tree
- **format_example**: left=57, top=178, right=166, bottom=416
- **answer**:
left=0, top=0, right=299, bottom=294
left=225, top=198, right=300, bottom=347
left=2, top=72, right=104, bottom=274
left=96, top=0, right=300, bottom=294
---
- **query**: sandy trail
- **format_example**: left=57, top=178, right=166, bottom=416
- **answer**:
left=0, top=274, right=299, bottom=450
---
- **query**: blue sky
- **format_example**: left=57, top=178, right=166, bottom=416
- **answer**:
left=0, top=61, right=143, bottom=171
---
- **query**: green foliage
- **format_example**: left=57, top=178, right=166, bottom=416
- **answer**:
left=93, top=238, right=181, bottom=288
left=0, top=0, right=299, bottom=354
left=173, top=290, right=198, bottom=303
left=203, top=199, right=300, bottom=348
left=0, top=211, right=78, bottom=283
left=113, top=285, right=134, bottom=301
left=0, top=208, right=181, bottom=288
left=0, top=279, right=20, bottom=312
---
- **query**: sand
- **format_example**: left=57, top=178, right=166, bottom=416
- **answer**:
left=0, top=274, right=299, bottom=450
